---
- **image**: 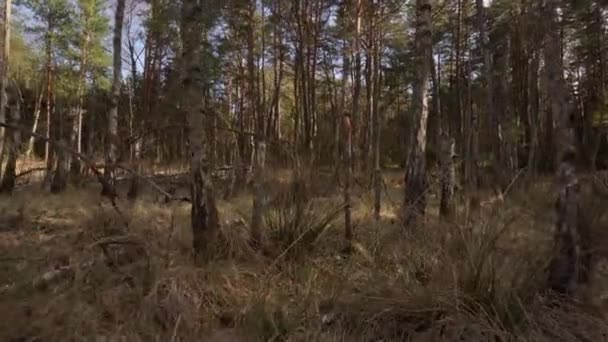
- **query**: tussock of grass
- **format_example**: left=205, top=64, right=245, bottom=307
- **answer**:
left=1, top=175, right=608, bottom=341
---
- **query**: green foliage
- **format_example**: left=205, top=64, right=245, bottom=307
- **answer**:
left=14, top=0, right=111, bottom=105
left=74, top=0, right=111, bottom=76
left=8, top=25, right=41, bottom=90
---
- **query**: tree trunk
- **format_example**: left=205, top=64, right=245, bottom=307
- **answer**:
left=433, top=51, right=455, bottom=220
left=475, top=0, right=495, bottom=164
left=26, top=91, right=43, bottom=158
left=372, top=15, right=382, bottom=221
left=403, top=0, right=432, bottom=228
left=51, top=109, right=68, bottom=193
left=527, top=51, right=540, bottom=176
left=439, top=134, right=456, bottom=220
left=0, top=0, right=11, bottom=180
left=454, top=0, right=463, bottom=164
left=249, top=0, right=266, bottom=246
left=182, top=0, right=219, bottom=258
left=338, top=37, right=350, bottom=163
left=343, top=113, right=353, bottom=240
left=44, top=20, right=54, bottom=177
left=0, top=86, right=19, bottom=193
left=544, top=0, right=584, bottom=296
left=352, top=0, right=362, bottom=172
left=269, top=1, right=284, bottom=141
left=103, top=0, right=126, bottom=198
left=71, top=29, right=90, bottom=184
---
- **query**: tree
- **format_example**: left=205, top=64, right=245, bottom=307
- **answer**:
left=0, top=83, right=20, bottom=193
left=403, top=0, right=432, bottom=228
left=0, top=0, right=11, bottom=180
left=249, top=0, right=265, bottom=245
left=343, top=112, right=353, bottom=240
left=544, top=0, right=584, bottom=295
left=371, top=2, right=382, bottom=221
left=181, top=0, right=220, bottom=257
left=19, top=0, right=73, bottom=190
left=70, top=0, right=110, bottom=183
left=101, top=0, right=125, bottom=197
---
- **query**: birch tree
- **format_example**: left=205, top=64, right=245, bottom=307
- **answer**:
left=181, top=0, right=220, bottom=257
left=102, top=0, right=126, bottom=197
left=403, top=0, right=432, bottom=227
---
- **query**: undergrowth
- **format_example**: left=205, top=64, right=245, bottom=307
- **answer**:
left=1, top=176, right=608, bottom=341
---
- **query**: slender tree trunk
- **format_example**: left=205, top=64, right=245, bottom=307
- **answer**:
left=439, top=134, right=456, bottom=220
left=455, top=0, right=463, bottom=160
left=433, top=51, right=455, bottom=220
left=372, top=4, right=382, bottom=220
left=182, top=0, right=219, bottom=258
left=0, top=0, right=11, bottom=180
left=51, top=109, right=68, bottom=193
left=0, top=87, right=18, bottom=193
left=403, top=0, right=432, bottom=227
left=71, top=31, right=90, bottom=184
left=544, top=0, right=584, bottom=296
left=103, top=0, right=126, bottom=198
left=364, top=28, right=373, bottom=171
left=127, top=81, right=141, bottom=199
left=126, top=34, right=141, bottom=198
left=294, top=40, right=301, bottom=150
left=308, top=1, right=321, bottom=165
left=249, top=0, right=266, bottom=246
left=343, top=113, right=353, bottom=240
left=589, top=3, right=605, bottom=171
left=26, top=90, right=43, bottom=158
left=269, top=2, right=284, bottom=141
left=475, top=0, right=495, bottom=164
left=352, top=0, right=362, bottom=172
left=43, top=30, right=54, bottom=187
left=338, top=37, right=350, bottom=163
left=527, top=51, right=540, bottom=176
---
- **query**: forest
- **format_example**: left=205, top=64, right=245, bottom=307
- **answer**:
left=2, top=0, right=608, bottom=340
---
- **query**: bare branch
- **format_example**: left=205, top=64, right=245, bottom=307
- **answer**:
left=0, top=121, right=177, bottom=203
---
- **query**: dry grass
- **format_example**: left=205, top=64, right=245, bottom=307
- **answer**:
left=1, top=170, right=608, bottom=341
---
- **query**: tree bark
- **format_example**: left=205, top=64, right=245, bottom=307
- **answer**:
left=527, top=50, right=540, bottom=176
left=103, top=0, right=126, bottom=197
left=44, top=17, right=55, bottom=180
left=352, top=0, right=362, bottom=172
left=0, top=85, right=19, bottom=193
left=433, top=51, right=456, bottom=220
left=403, top=0, right=432, bottom=228
left=343, top=113, right=353, bottom=240
left=475, top=0, right=495, bottom=164
left=51, top=108, right=68, bottom=193
left=182, top=0, right=220, bottom=258
left=372, top=12, right=382, bottom=221
left=544, top=0, right=584, bottom=296
left=26, top=90, right=43, bottom=158
left=71, top=24, right=91, bottom=184
left=249, top=0, right=266, bottom=246
left=0, top=0, right=11, bottom=180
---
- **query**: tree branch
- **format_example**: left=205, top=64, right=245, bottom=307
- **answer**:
left=0, top=122, right=177, bottom=202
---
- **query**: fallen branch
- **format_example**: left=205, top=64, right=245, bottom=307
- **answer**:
left=0, top=122, right=118, bottom=197
left=32, top=266, right=74, bottom=290
left=88, top=235, right=144, bottom=249
left=0, top=122, right=177, bottom=203
left=15, top=167, right=48, bottom=179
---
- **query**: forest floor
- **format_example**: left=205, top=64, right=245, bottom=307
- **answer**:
left=2, top=165, right=608, bottom=341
